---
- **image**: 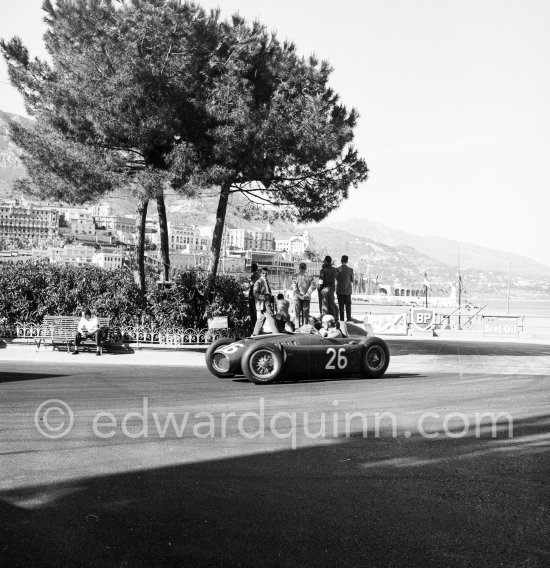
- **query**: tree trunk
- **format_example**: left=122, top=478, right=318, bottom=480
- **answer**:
left=135, top=198, right=149, bottom=296
left=207, top=180, right=231, bottom=298
left=156, top=192, right=170, bottom=282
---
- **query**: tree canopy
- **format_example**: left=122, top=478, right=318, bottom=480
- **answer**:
left=2, top=0, right=368, bottom=289
left=205, top=17, right=367, bottom=220
left=2, top=0, right=221, bottom=197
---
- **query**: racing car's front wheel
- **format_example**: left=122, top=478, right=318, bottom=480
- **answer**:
left=205, top=337, right=236, bottom=378
left=360, top=337, right=390, bottom=379
left=242, top=344, right=284, bottom=385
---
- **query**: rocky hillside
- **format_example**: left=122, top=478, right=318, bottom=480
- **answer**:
left=0, top=109, right=30, bottom=196
left=320, top=217, right=550, bottom=278
left=0, top=110, right=27, bottom=168
left=305, top=225, right=549, bottom=299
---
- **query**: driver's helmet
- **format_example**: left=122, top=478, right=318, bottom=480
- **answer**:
left=322, top=315, right=335, bottom=326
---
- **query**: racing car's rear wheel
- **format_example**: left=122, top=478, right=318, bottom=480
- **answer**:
left=360, top=337, right=390, bottom=379
left=242, top=344, right=284, bottom=385
left=205, top=337, right=236, bottom=378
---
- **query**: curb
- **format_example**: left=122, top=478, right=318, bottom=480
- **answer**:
left=0, top=339, right=209, bottom=353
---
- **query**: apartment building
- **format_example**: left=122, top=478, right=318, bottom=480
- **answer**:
left=149, top=222, right=211, bottom=253
left=61, top=211, right=95, bottom=236
left=225, top=228, right=253, bottom=250
left=92, top=250, right=124, bottom=270
left=48, top=245, right=95, bottom=265
left=0, top=201, right=59, bottom=239
left=275, top=230, right=310, bottom=258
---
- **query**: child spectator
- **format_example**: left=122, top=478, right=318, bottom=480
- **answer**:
left=275, top=292, right=290, bottom=332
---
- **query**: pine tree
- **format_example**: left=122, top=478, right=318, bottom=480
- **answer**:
left=1, top=0, right=220, bottom=293
left=194, top=15, right=369, bottom=291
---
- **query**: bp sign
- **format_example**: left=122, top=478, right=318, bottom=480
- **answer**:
left=410, top=308, right=435, bottom=331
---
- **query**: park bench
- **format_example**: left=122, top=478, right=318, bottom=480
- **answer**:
left=37, top=315, right=110, bottom=353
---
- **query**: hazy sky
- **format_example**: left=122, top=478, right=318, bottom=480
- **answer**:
left=1, top=0, right=549, bottom=266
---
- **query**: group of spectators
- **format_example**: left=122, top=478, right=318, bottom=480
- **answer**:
left=248, top=255, right=355, bottom=337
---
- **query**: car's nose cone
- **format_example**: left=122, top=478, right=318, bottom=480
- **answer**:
left=212, top=352, right=230, bottom=373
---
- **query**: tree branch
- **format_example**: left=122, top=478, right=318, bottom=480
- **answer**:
left=237, top=187, right=292, bottom=207
left=159, top=43, right=173, bottom=75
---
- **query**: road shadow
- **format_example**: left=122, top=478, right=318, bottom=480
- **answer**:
left=283, top=372, right=425, bottom=384
left=107, top=345, right=136, bottom=356
left=0, top=371, right=68, bottom=384
left=0, top=414, right=548, bottom=567
left=231, top=373, right=424, bottom=385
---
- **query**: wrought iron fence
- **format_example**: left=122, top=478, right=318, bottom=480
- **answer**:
left=114, top=325, right=245, bottom=346
left=0, top=321, right=247, bottom=346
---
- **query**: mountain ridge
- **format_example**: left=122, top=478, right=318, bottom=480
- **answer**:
left=318, top=218, right=550, bottom=278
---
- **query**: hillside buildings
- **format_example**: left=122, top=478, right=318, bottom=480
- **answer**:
left=0, top=199, right=59, bottom=239
left=149, top=222, right=211, bottom=253
left=63, top=210, right=95, bottom=236
left=225, top=228, right=252, bottom=251
left=224, top=225, right=276, bottom=253
left=146, top=251, right=246, bottom=274
left=31, top=245, right=124, bottom=270
left=95, top=214, right=135, bottom=235
left=91, top=249, right=124, bottom=270
left=0, top=198, right=320, bottom=280
left=275, top=230, right=310, bottom=258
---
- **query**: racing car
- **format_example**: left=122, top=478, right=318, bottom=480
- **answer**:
left=205, top=322, right=390, bottom=384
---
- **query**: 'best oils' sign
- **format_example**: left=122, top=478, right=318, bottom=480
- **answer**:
left=482, top=316, right=521, bottom=339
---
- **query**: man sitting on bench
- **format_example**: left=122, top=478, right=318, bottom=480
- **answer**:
left=74, top=309, right=102, bottom=355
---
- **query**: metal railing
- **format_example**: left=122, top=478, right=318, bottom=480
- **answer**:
left=0, top=321, right=246, bottom=346
left=114, top=325, right=244, bottom=346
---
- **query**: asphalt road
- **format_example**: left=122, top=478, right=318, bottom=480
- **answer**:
left=1, top=339, right=549, bottom=567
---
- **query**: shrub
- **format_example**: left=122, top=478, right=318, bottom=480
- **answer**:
left=0, top=261, right=248, bottom=330
left=142, top=268, right=248, bottom=329
left=0, top=260, right=142, bottom=327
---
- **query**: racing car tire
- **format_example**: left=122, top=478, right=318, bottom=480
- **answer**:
left=360, top=337, right=390, bottom=379
left=205, top=337, right=236, bottom=378
left=242, top=344, right=284, bottom=385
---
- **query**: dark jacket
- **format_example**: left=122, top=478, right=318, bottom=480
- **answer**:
left=336, top=264, right=354, bottom=295
left=319, top=264, right=336, bottom=288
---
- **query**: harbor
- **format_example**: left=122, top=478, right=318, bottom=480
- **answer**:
left=303, top=290, right=550, bottom=342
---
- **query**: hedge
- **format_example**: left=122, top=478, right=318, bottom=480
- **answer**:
left=0, top=260, right=249, bottom=330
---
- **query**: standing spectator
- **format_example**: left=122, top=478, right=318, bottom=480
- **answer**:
left=73, top=308, right=102, bottom=355
left=248, top=263, right=261, bottom=331
left=336, top=254, right=354, bottom=321
left=292, top=262, right=315, bottom=327
left=275, top=293, right=291, bottom=332
left=252, top=267, right=279, bottom=336
left=318, top=255, right=338, bottom=319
